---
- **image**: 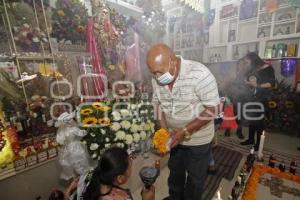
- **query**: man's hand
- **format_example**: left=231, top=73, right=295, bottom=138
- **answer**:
left=141, top=185, right=155, bottom=200
left=170, top=129, right=185, bottom=148
left=244, top=80, right=257, bottom=88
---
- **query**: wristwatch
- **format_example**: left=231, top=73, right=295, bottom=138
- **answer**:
left=183, top=127, right=191, bottom=141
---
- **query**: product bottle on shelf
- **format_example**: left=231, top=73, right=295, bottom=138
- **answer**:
left=214, top=53, right=218, bottom=63
left=233, top=46, right=239, bottom=60
left=246, top=147, right=255, bottom=172
left=217, top=54, right=222, bottom=62
left=285, top=26, right=291, bottom=35
left=255, top=43, right=259, bottom=55
left=289, top=160, right=297, bottom=175
left=257, top=28, right=266, bottom=38
left=271, top=44, right=277, bottom=58
left=283, top=44, right=288, bottom=57
left=279, top=160, right=286, bottom=172
left=268, top=154, right=276, bottom=168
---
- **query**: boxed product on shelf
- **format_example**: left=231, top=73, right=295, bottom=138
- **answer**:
left=37, top=150, right=48, bottom=163
left=26, top=154, right=37, bottom=167
left=14, top=157, right=26, bottom=171
left=47, top=147, right=57, bottom=159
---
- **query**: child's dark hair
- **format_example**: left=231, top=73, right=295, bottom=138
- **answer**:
left=48, top=189, right=64, bottom=200
left=244, top=52, right=265, bottom=68
left=82, top=147, right=129, bottom=200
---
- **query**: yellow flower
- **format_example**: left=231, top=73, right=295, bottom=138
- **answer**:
left=80, top=108, right=93, bottom=115
left=285, top=101, right=294, bottom=109
left=108, top=65, right=115, bottom=70
left=99, top=106, right=111, bottom=112
left=268, top=101, right=277, bottom=109
left=152, top=128, right=170, bottom=154
left=57, top=10, right=65, bottom=17
left=74, top=14, right=81, bottom=21
left=98, top=117, right=111, bottom=126
left=82, top=117, right=98, bottom=126
left=92, top=102, right=104, bottom=110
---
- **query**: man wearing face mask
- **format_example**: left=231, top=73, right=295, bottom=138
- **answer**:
left=147, top=44, right=220, bottom=200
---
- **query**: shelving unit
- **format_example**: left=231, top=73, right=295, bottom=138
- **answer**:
left=204, top=0, right=300, bottom=63
left=165, top=5, right=204, bottom=62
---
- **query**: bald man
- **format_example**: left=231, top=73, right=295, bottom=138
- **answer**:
left=147, top=44, right=220, bottom=200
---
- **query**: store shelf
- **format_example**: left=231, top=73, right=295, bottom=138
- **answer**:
left=0, top=157, right=57, bottom=181
left=258, top=22, right=272, bottom=27
left=274, top=18, right=296, bottom=25
left=239, top=18, right=257, bottom=24
left=220, top=16, right=238, bottom=21
left=263, top=56, right=300, bottom=60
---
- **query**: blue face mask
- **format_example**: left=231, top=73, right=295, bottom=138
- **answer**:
left=156, top=61, right=177, bottom=85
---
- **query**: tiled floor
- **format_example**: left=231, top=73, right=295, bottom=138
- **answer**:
left=132, top=129, right=300, bottom=200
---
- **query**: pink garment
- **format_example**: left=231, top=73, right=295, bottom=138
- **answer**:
left=85, top=18, right=107, bottom=99
left=125, top=32, right=142, bottom=82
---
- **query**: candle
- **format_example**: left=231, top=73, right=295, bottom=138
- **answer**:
left=258, top=131, right=265, bottom=160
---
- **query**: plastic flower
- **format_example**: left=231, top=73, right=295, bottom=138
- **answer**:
left=143, top=123, right=151, bottom=131
left=110, top=122, right=121, bottom=131
left=98, top=117, right=111, bottom=126
left=152, top=128, right=170, bottom=154
left=101, top=129, right=106, bottom=135
left=105, top=143, right=111, bottom=148
left=116, top=131, right=126, bottom=140
left=92, top=153, right=97, bottom=159
left=140, top=131, right=147, bottom=140
left=133, top=133, right=141, bottom=143
left=120, top=120, right=131, bottom=130
left=57, top=10, right=65, bottom=17
left=92, top=102, right=104, bottom=110
left=76, top=26, right=85, bottom=33
left=105, top=138, right=110, bottom=142
left=74, top=14, right=81, bottom=21
left=108, top=65, right=115, bottom=70
left=125, top=134, right=133, bottom=144
left=82, top=117, right=98, bottom=125
left=90, top=143, right=99, bottom=151
left=80, top=108, right=93, bottom=115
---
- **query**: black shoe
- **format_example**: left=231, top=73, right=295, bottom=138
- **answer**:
left=224, top=129, right=231, bottom=137
left=236, top=129, right=244, bottom=139
left=254, top=145, right=259, bottom=151
left=240, top=140, right=254, bottom=145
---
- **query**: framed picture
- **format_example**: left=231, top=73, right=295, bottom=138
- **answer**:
left=220, top=4, right=238, bottom=19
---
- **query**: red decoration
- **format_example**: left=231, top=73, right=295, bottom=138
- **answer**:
left=7, top=126, right=20, bottom=155
left=295, top=60, right=300, bottom=83
left=220, top=104, right=238, bottom=129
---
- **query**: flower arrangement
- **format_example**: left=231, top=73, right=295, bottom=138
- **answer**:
left=241, top=165, right=300, bottom=200
left=80, top=99, right=155, bottom=160
left=51, top=0, right=88, bottom=43
left=152, top=128, right=170, bottom=154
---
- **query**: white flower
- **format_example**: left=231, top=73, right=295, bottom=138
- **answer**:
left=110, top=122, right=121, bottom=131
left=120, top=109, right=130, bottom=117
left=132, top=119, right=137, bottom=123
left=131, top=123, right=141, bottom=133
left=112, top=111, right=121, bottom=121
left=90, top=143, right=99, bottom=151
left=117, top=143, right=125, bottom=148
left=120, top=120, right=131, bottom=130
left=149, top=122, right=155, bottom=132
left=105, top=143, right=111, bottom=148
left=143, top=123, right=151, bottom=131
left=133, top=133, right=141, bottom=143
left=116, top=131, right=126, bottom=140
left=146, top=102, right=150, bottom=105
left=92, top=153, right=97, bottom=159
left=131, top=104, right=137, bottom=110
left=125, top=134, right=133, bottom=144
left=140, top=131, right=147, bottom=140
left=82, top=141, right=87, bottom=145
left=91, top=133, right=96, bottom=137
left=105, top=138, right=110, bottom=142
left=101, top=129, right=106, bottom=135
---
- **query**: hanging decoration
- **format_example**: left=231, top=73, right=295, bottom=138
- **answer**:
left=51, top=0, right=88, bottom=44
left=291, top=0, right=300, bottom=8
left=280, top=58, right=296, bottom=77
left=206, top=9, right=215, bottom=27
left=240, top=0, right=257, bottom=20
left=295, top=60, right=300, bottom=83
left=86, top=18, right=107, bottom=98
left=266, top=0, right=278, bottom=13
left=179, top=0, right=205, bottom=13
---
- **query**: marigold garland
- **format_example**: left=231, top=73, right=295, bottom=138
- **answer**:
left=241, top=165, right=300, bottom=200
left=152, top=128, right=170, bottom=154
left=99, top=106, right=111, bottom=112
